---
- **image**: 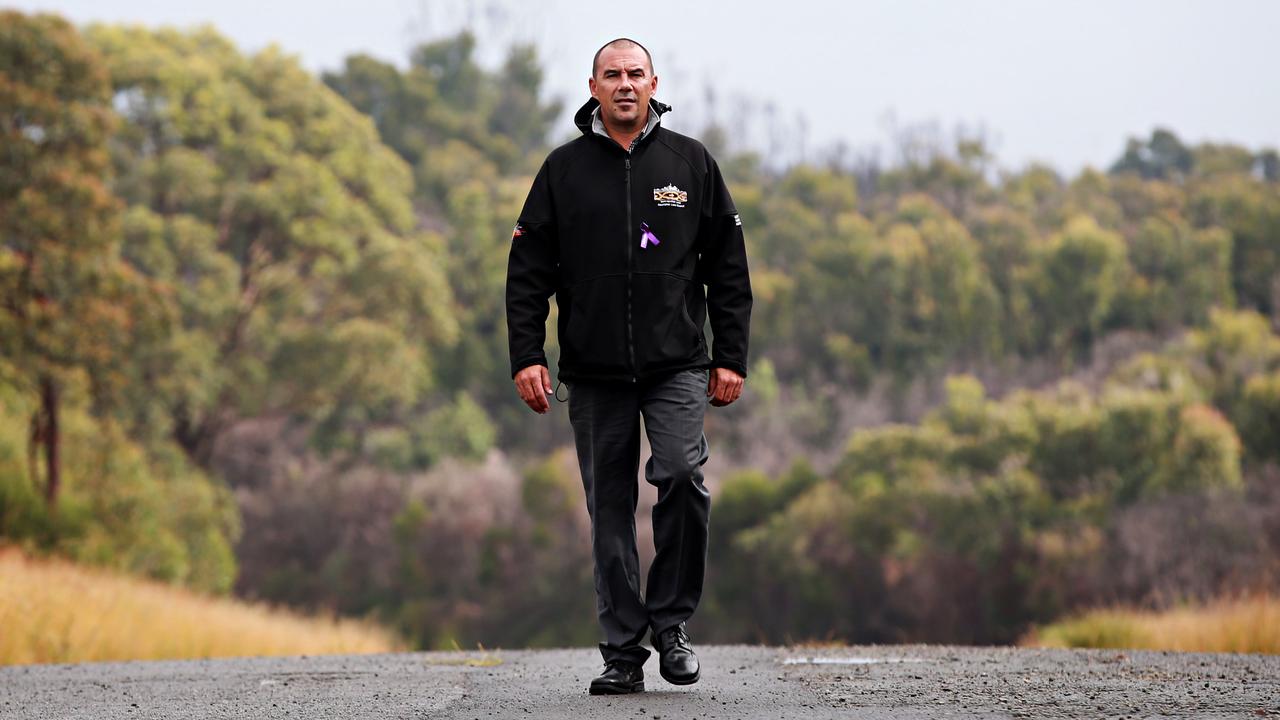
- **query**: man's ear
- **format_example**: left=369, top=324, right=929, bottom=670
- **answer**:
left=650, top=75, right=659, bottom=95
left=588, top=76, right=598, bottom=100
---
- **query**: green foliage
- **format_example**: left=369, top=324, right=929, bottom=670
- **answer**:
left=1149, top=404, right=1241, bottom=494
left=1111, top=128, right=1194, bottom=180
left=1034, top=611, right=1152, bottom=649
left=324, top=38, right=561, bottom=450
left=0, top=372, right=238, bottom=593
left=1031, top=216, right=1128, bottom=356
left=1117, top=217, right=1233, bottom=331
left=323, top=33, right=561, bottom=211
left=85, top=24, right=458, bottom=464
left=1239, top=371, right=1280, bottom=464
left=0, top=13, right=232, bottom=595
left=706, top=336, right=1261, bottom=643
left=1186, top=309, right=1280, bottom=425
left=0, top=11, right=168, bottom=501
left=414, top=392, right=497, bottom=467
left=1189, top=175, right=1280, bottom=315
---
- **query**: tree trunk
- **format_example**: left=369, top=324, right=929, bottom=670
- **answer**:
left=28, top=404, right=42, bottom=497
left=40, top=375, right=60, bottom=508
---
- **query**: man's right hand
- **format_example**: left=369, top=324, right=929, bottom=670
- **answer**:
left=514, top=364, right=553, bottom=414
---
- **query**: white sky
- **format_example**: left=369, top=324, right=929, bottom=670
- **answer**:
left=9, top=0, right=1279, bottom=173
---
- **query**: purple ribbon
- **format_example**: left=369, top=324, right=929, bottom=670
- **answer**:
left=640, top=222, right=661, bottom=249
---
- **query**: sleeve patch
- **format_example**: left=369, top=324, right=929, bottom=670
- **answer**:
left=733, top=214, right=742, bottom=227
left=512, top=223, right=524, bottom=239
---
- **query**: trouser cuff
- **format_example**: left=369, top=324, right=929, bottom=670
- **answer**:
left=600, top=641, right=651, bottom=666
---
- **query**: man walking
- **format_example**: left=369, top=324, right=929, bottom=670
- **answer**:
left=505, top=38, right=752, bottom=695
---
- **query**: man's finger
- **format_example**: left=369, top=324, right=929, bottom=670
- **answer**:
left=710, top=382, right=730, bottom=406
left=715, top=379, right=731, bottom=404
left=537, top=377, right=551, bottom=412
left=529, top=376, right=548, bottom=412
left=541, top=366, right=552, bottom=394
left=518, top=375, right=545, bottom=413
left=718, top=380, right=741, bottom=406
left=707, top=370, right=719, bottom=397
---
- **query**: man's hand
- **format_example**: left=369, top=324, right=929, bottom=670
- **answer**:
left=515, top=364, right=553, bottom=414
left=707, top=367, right=745, bottom=407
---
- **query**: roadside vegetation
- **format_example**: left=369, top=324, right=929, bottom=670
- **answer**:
left=1028, top=595, right=1280, bottom=654
left=0, top=548, right=401, bottom=666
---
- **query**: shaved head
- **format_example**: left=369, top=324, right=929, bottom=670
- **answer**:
left=592, top=37, right=654, bottom=78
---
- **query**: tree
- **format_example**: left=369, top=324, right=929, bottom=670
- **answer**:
left=1119, top=216, right=1233, bottom=331
left=1239, top=371, right=1280, bottom=464
left=86, top=25, right=458, bottom=466
left=324, top=33, right=562, bottom=211
left=1029, top=216, right=1128, bottom=356
left=1110, top=128, right=1194, bottom=180
left=0, top=12, right=162, bottom=506
left=1190, top=175, right=1280, bottom=317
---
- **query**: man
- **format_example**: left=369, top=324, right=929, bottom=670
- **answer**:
left=505, top=37, right=752, bottom=695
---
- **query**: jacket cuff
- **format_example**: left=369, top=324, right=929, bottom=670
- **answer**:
left=511, top=355, right=548, bottom=378
left=712, top=360, right=748, bottom=379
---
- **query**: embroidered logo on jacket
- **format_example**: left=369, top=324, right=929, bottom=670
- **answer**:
left=512, top=223, right=524, bottom=239
left=653, top=184, right=688, bottom=208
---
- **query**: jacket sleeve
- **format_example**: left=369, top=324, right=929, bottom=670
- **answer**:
left=505, top=160, right=559, bottom=378
left=696, top=155, right=753, bottom=379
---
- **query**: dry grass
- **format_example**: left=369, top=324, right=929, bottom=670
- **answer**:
left=0, top=547, right=404, bottom=666
left=1027, top=595, right=1280, bottom=654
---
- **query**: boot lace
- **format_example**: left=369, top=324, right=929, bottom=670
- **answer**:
left=660, top=624, right=691, bottom=651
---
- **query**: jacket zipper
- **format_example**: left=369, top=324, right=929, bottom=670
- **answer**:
left=624, top=151, right=636, bottom=382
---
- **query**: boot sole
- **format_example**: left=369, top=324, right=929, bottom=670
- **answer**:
left=589, top=680, right=645, bottom=695
left=659, top=667, right=700, bottom=685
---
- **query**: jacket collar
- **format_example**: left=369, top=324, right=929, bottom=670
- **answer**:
left=573, top=97, right=672, bottom=146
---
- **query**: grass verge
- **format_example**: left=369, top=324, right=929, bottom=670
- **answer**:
left=0, top=547, right=404, bottom=665
left=1027, top=595, right=1280, bottom=654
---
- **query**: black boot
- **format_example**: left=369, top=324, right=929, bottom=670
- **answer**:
left=651, top=622, right=700, bottom=685
left=588, top=659, right=645, bottom=695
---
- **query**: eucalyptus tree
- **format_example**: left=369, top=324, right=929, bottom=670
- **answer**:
left=86, top=25, right=459, bottom=465
left=0, top=12, right=162, bottom=506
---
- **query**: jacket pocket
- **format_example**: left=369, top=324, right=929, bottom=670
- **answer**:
left=631, top=273, right=704, bottom=373
left=560, top=274, right=630, bottom=375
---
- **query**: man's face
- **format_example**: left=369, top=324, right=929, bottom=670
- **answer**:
left=589, top=45, right=658, bottom=130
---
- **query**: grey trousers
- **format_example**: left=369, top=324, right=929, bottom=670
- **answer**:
left=565, top=367, right=712, bottom=665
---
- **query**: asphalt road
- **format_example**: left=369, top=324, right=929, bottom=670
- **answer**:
left=3, top=644, right=1277, bottom=719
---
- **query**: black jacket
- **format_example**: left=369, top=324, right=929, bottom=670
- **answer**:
left=506, top=98, right=752, bottom=384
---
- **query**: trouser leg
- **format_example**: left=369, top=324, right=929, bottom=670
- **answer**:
left=640, top=367, right=712, bottom=636
left=567, top=379, right=651, bottom=666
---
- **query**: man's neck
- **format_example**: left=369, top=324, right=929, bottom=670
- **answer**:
left=598, top=108, right=651, bottom=151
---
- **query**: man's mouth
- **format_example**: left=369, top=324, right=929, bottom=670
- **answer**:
left=615, top=98, right=636, bottom=107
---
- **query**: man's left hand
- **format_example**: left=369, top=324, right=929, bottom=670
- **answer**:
left=707, top=367, right=745, bottom=407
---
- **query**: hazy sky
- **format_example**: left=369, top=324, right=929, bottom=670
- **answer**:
left=10, top=0, right=1279, bottom=173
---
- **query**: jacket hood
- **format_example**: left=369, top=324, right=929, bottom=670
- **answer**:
left=573, top=97, right=672, bottom=136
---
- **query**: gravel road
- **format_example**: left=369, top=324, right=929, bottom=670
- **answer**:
left=3, top=644, right=1276, bottom=719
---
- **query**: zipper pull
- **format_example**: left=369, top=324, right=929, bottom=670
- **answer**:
left=625, top=157, right=631, bottom=170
